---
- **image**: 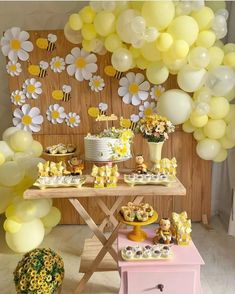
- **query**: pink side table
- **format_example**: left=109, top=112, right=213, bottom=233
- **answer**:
left=118, top=229, right=204, bottom=294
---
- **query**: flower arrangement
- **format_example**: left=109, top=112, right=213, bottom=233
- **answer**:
left=13, top=248, right=64, bottom=294
left=138, top=114, right=175, bottom=143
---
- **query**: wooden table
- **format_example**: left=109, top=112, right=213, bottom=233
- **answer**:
left=24, top=177, right=186, bottom=293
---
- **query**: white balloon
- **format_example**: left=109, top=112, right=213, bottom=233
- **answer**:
left=131, top=16, right=146, bottom=34
left=0, top=141, right=14, bottom=161
left=116, top=9, right=138, bottom=43
left=144, top=27, right=159, bottom=42
left=216, top=9, right=229, bottom=20
left=2, top=127, right=18, bottom=142
left=196, top=139, right=221, bottom=160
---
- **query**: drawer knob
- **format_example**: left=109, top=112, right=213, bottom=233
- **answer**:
left=157, top=284, right=164, bottom=292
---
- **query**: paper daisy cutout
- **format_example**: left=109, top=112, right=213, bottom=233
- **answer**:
left=118, top=72, right=150, bottom=106
left=46, top=104, right=66, bottom=124
left=150, top=85, right=165, bottom=101
left=65, top=47, right=98, bottom=81
left=6, top=61, right=22, bottom=77
left=13, top=104, right=43, bottom=133
left=66, top=112, right=81, bottom=128
left=22, top=78, right=42, bottom=99
left=50, top=56, right=65, bottom=73
left=10, top=90, right=26, bottom=106
left=139, top=101, right=157, bottom=118
left=1, top=27, right=33, bottom=62
left=89, top=75, right=105, bottom=92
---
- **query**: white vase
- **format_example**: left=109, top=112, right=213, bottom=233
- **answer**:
left=147, top=141, right=164, bottom=173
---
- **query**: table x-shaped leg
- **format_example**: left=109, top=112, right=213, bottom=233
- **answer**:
left=69, top=195, right=144, bottom=294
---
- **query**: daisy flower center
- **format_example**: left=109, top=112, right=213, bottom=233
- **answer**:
left=69, top=117, right=76, bottom=124
left=144, top=108, right=153, bottom=116
left=93, top=80, right=101, bottom=87
left=10, top=39, right=21, bottom=50
left=22, top=115, right=32, bottom=125
left=27, top=85, right=36, bottom=94
left=51, top=110, right=59, bottom=119
left=128, top=83, right=139, bottom=94
left=155, top=88, right=162, bottom=96
left=54, top=60, right=61, bottom=68
left=10, top=64, right=17, bottom=71
left=75, top=57, right=86, bottom=69
left=14, top=94, right=21, bottom=102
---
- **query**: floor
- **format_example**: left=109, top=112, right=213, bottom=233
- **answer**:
left=0, top=216, right=235, bottom=294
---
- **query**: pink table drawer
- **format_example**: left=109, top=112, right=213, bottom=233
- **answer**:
left=127, top=270, right=195, bottom=294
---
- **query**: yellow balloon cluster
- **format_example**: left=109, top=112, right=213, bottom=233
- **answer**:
left=64, top=1, right=235, bottom=162
left=0, top=127, right=61, bottom=253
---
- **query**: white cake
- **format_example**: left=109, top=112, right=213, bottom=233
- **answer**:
left=84, top=132, right=132, bottom=162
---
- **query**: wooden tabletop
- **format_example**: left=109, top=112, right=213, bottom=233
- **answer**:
left=23, top=176, right=186, bottom=199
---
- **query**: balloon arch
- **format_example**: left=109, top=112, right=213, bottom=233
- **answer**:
left=65, top=1, right=235, bottom=163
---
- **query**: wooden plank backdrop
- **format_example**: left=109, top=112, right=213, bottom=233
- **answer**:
left=8, top=30, right=211, bottom=224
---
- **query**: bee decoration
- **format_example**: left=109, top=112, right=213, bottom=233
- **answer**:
left=36, top=33, right=57, bottom=52
left=104, top=65, right=123, bottom=79
left=52, top=84, right=72, bottom=102
left=28, top=61, right=49, bottom=78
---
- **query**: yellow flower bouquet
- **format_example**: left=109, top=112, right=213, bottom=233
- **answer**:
left=14, top=248, right=64, bottom=294
left=138, top=114, right=175, bottom=143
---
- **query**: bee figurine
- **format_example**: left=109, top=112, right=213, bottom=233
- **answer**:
left=28, top=61, right=49, bottom=78
left=36, top=33, right=57, bottom=52
left=104, top=65, right=123, bottom=79
left=52, top=85, right=72, bottom=102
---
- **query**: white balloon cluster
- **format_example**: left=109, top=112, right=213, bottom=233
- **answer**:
left=0, top=127, right=61, bottom=253
left=64, top=1, right=235, bottom=162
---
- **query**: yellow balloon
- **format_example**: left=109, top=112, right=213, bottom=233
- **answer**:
left=104, top=33, right=122, bottom=52
left=213, top=148, right=228, bottom=162
left=81, top=23, right=96, bottom=40
left=0, top=141, right=14, bottom=160
left=193, top=128, right=206, bottom=141
left=2, top=127, right=18, bottom=142
left=224, top=105, right=235, bottom=123
left=146, top=62, right=169, bottom=85
left=135, top=56, right=149, bottom=70
left=196, top=30, right=216, bottom=48
left=141, top=1, right=175, bottom=31
left=204, top=119, right=226, bottom=139
left=64, top=22, right=82, bottom=44
left=162, top=53, right=186, bottom=74
left=111, top=48, right=133, bottom=72
left=130, top=1, right=143, bottom=11
left=0, top=162, right=24, bottom=187
left=69, top=13, right=83, bottom=31
left=224, top=86, right=235, bottom=102
left=223, top=43, right=235, bottom=54
left=82, top=39, right=92, bottom=52
left=79, top=6, right=96, bottom=24
left=188, top=47, right=210, bottom=69
left=169, top=40, right=189, bottom=59
left=168, top=16, right=199, bottom=46
left=94, top=11, right=116, bottom=37
left=0, top=152, right=5, bottom=166
left=27, top=140, right=43, bottom=157
left=140, top=42, right=161, bottom=62
left=0, top=186, right=16, bottom=214
left=41, top=206, right=61, bottom=228
left=207, top=46, right=224, bottom=70
left=129, top=46, right=140, bottom=58
left=208, top=96, right=230, bottom=119
left=182, top=121, right=196, bottom=133
left=156, top=33, right=173, bottom=52
left=196, top=138, right=221, bottom=160
left=6, top=219, right=44, bottom=253
left=214, top=40, right=224, bottom=49
left=9, top=130, right=33, bottom=152
left=223, top=52, right=235, bottom=67
left=219, top=135, right=235, bottom=149
left=190, top=110, right=208, bottom=127
left=191, top=7, right=214, bottom=30
left=4, top=218, right=22, bottom=233
left=226, top=120, right=235, bottom=141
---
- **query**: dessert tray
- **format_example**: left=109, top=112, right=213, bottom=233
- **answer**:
left=121, top=244, right=173, bottom=261
left=124, top=173, right=176, bottom=187
left=33, top=175, right=87, bottom=189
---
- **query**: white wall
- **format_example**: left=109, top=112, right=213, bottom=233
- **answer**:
left=0, top=1, right=88, bottom=136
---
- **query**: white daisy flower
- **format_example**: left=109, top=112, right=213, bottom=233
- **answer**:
left=46, top=104, right=66, bottom=124
left=150, top=85, right=165, bottom=101
left=10, top=90, right=26, bottom=106
left=118, top=72, right=150, bottom=106
left=22, top=78, right=42, bottom=99
left=13, top=104, right=43, bottom=133
left=1, top=27, right=33, bottom=62
left=99, top=102, right=108, bottom=112
left=50, top=56, right=65, bottom=73
left=65, top=47, right=98, bottom=81
left=89, top=75, right=105, bottom=92
left=139, top=101, right=157, bottom=118
left=66, top=112, right=81, bottom=128
left=6, top=61, right=22, bottom=76
left=130, top=114, right=140, bottom=123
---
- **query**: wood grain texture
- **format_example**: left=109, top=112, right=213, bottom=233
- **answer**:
left=9, top=30, right=212, bottom=224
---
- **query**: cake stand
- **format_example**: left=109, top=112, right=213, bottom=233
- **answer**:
left=43, top=152, right=76, bottom=163
left=84, top=156, right=132, bottom=167
left=117, top=211, right=158, bottom=242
